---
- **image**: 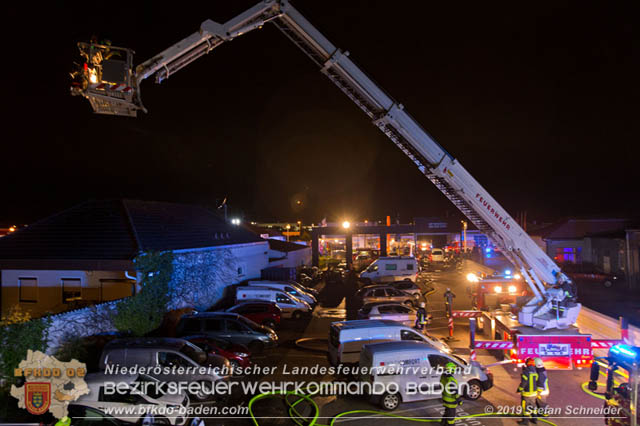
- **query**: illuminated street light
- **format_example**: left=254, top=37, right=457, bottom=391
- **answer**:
left=231, top=218, right=241, bottom=225
left=342, top=221, right=350, bottom=229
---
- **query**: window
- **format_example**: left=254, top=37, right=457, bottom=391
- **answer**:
left=385, top=263, right=398, bottom=271
left=386, top=288, right=401, bottom=296
left=428, top=354, right=456, bottom=370
left=226, top=320, right=250, bottom=333
left=367, top=264, right=379, bottom=272
left=373, top=289, right=386, bottom=298
left=276, top=294, right=294, bottom=305
left=555, top=247, right=582, bottom=264
left=19, top=278, right=37, bottom=303
left=158, top=352, right=193, bottom=368
left=204, top=318, right=224, bottom=332
left=99, top=386, right=145, bottom=404
left=392, top=306, right=411, bottom=314
left=377, top=305, right=394, bottom=314
left=401, top=330, right=425, bottom=341
left=407, top=264, right=414, bottom=270
left=181, top=318, right=201, bottom=333
left=62, top=278, right=82, bottom=303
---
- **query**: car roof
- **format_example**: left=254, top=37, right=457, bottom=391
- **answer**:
left=364, top=341, right=440, bottom=353
left=360, top=284, right=394, bottom=290
left=331, top=319, right=404, bottom=329
left=184, top=312, right=241, bottom=320
left=361, top=301, right=408, bottom=308
left=104, top=337, right=187, bottom=350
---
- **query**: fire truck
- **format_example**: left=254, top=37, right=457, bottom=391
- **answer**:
left=467, top=270, right=529, bottom=311
left=588, top=344, right=639, bottom=426
left=71, top=0, right=620, bottom=368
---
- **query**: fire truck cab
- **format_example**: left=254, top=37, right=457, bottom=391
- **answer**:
left=468, top=270, right=529, bottom=311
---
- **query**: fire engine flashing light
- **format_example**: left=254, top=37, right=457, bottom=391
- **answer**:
left=485, top=248, right=492, bottom=253
left=611, top=344, right=638, bottom=358
left=504, top=269, right=511, bottom=276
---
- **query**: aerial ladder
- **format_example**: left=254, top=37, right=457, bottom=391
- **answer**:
left=70, top=0, right=579, bottom=330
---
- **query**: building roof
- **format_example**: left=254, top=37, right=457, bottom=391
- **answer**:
left=0, top=199, right=264, bottom=268
left=267, top=239, right=309, bottom=253
left=539, top=218, right=632, bottom=240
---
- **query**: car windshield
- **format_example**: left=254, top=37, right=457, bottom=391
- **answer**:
left=180, top=341, right=207, bottom=364
left=451, top=353, right=468, bottom=366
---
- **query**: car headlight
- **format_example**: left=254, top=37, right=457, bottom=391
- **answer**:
left=234, top=352, right=249, bottom=357
left=494, top=286, right=502, bottom=293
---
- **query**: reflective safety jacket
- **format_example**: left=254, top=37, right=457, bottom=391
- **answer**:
left=536, top=367, right=549, bottom=396
left=518, top=366, right=539, bottom=397
left=441, top=373, right=460, bottom=408
left=417, top=307, right=427, bottom=324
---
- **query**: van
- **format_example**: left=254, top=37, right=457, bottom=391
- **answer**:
left=430, top=248, right=445, bottom=263
left=327, top=320, right=450, bottom=366
left=98, top=338, right=229, bottom=402
left=359, top=256, right=418, bottom=284
left=236, top=286, right=311, bottom=319
left=359, top=341, right=493, bottom=410
left=247, top=281, right=317, bottom=306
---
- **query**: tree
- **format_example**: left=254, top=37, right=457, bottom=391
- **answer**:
left=112, top=251, right=173, bottom=336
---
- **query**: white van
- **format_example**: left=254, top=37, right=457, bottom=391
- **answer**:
left=236, top=286, right=311, bottom=319
left=430, top=248, right=445, bottom=263
left=328, top=319, right=450, bottom=366
left=359, top=257, right=418, bottom=283
left=359, top=341, right=493, bottom=410
left=247, top=281, right=317, bottom=306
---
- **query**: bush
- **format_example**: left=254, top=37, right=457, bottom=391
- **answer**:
left=112, top=251, right=173, bottom=336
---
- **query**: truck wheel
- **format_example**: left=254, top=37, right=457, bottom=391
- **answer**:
left=380, top=392, right=401, bottom=410
left=292, top=310, right=303, bottom=320
left=465, top=380, right=483, bottom=400
left=603, top=280, right=613, bottom=288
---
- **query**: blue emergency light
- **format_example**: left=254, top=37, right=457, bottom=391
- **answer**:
left=610, top=344, right=639, bottom=362
left=504, top=269, right=512, bottom=276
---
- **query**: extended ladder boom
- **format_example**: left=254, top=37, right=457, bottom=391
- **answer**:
left=72, top=0, right=579, bottom=329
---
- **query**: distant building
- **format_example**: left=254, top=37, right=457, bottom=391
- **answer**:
left=0, top=200, right=268, bottom=318
left=267, top=239, right=311, bottom=268
left=535, top=218, right=640, bottom=290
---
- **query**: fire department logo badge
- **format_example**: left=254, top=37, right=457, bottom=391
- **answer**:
left=25, top=382, right=51, bottom=415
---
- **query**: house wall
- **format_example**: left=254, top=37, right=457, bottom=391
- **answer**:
left=170, top=241, right=269, bottom=311
left=545, top=239, right=593, bottom=264
left=625, top=230, right=640, bottom=290
left=268, top=247, right=312, bottom=268
left=1, top=269, right=134, bottom=319
left=588, top=237, right=626, bottom=274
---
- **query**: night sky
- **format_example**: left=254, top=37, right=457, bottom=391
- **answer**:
left=3, top=1, right=639, bottom=226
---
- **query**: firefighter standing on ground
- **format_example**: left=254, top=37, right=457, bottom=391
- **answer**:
left=518, top=358, right=539, bottom=425
left=441, top=361, right=462, bottom=426
left=444, top=288, right=456, bottom=317
left=534, top=357, right=549, bottom=416
left=415, top=301, right=428, bottom=331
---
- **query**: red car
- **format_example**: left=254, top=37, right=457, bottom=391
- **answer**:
left=184, top=335, right=251, bottom=369
left=560, top=262, right=622, bottom=288
left=226, top=301, right=281, bottom=329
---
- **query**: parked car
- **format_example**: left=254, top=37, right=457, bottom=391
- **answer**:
left=359, top=256, right=418, bottom=283
left=183, top=334, right=251, bottom=370
left=560, top=262, right=622, bottom=287
left=359, top=341, right=493, bottom=410
left=388, top=280, right=422, bottom=299
left=176, top=312, right=278, bottom=353
left=430, top=248, right=445, bottom=263
left=98, top=338, right=229, bottom=402
left=246, top=281, right=317, bottom=306
left=67, top=404, right=206, bottom=426
left=355, top=285, right=416, bottom=307
left=235, top=286, right=311, bottom=319
left=357, top=302, right=418, bottom=327
left=75, top=373, right=189, bottom=425
left=328, top=319, right=451, bottom=366
left=225, top=301, right=282, bottom=329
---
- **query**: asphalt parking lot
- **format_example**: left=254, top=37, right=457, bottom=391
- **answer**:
left=205, top=264, right=611, bottom=425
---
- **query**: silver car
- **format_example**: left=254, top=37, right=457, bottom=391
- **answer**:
left=355, top=285, right=416, bottom=307
left=357, top=302, right=417, bottom=326
left=389, top=280, right=422, bottom=299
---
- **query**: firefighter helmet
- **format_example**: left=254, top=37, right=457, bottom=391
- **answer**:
left=534, top=358, right=544, bottom=368
left=525, top=358, right=535, bottom=367
left=420, top=302, right=426, bottom=308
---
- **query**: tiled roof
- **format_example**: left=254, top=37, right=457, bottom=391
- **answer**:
left=0, top=200, right=264, bottom=263
left=267, top=239, right=309, bottom=253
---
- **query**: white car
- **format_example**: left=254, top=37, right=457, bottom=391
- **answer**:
left=357, top=303, right=417, bottom=326
left=75, top=373, right=190, bottom=425
left=388, top=280, right=422, bottom=299
left=430, top=248, right=445, bottom=263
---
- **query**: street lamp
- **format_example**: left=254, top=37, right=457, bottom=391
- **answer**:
left=342, top=221, right=350, bottom=229
left=285, top=224, right=291, bottom=242
left=461, top=220, right=468, bottom=253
